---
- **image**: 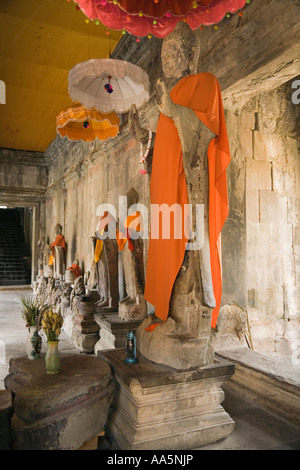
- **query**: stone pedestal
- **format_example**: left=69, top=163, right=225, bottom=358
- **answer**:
left=94, top=313, right=142, bottom=354
left=44, top=265, right=53, bottom=278
left=5, top=355, right=114, bottom=450
left=72, top=329, right=100, bottom=354
left=73, top=296, right=100, bottom=353
left=99, top=349, right=235, bottom=450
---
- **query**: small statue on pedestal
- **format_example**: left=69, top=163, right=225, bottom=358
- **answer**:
left=50, top=223, right=66, bottom=280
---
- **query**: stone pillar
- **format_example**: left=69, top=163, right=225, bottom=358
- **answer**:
left=100, top=349, right=235, bottom=450
left=73, top=296, right=100, bottom=353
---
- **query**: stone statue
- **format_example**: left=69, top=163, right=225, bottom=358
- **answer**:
left=129, top=104, right=153, bottom=176
left=136, top=22, right=227, bottom=369
left=50, top=223, right=66, bottom=280
left=67, top=259, right=82, bottom=278
left=43, top=243, right=53, bottom=278
left=70, top=275, right=85, bottom=312
left=92, top=223, right=119, bottom=313
left=88, top=261, right=98, bottom=289
left=118, top=188, right=147, bottom=321
left=37, top=237, right=45, bottom=275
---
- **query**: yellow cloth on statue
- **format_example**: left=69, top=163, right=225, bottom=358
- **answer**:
left=94, top=238, right=103, bottom=263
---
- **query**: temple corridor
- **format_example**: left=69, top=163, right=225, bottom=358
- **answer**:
left=1, top=0, right=299, bottom=452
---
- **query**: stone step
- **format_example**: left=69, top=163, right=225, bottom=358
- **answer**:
left=0, top=280, right=28, bottom=286
left=216, top=347, right=300, bottom=426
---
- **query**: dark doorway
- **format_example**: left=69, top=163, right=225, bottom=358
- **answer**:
left=0, top=207, right=32, bottom=286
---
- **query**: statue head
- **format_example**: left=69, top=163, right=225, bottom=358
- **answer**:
left=161, top=22, right=197, bottom=80
left=55, top=223, right=62, bottom=235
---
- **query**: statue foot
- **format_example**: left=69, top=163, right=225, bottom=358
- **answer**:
left=147, top=313, right=163, bottom=327
left=96, top=298, right=109, bottom=307
left=118, top=297, right=147, bottom=321
left=119, top=296, right=135, bottom=306
left=119, top=295, right=130, bottom=304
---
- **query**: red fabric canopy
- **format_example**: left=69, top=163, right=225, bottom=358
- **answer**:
left=76, top=0, right=247, bottom=38
left=106, top=0, right=212, bottom=17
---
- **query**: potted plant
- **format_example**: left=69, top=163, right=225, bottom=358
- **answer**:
left=41, top=309, right=64, bottom=375
left=20, top=295, right=48, bottom=360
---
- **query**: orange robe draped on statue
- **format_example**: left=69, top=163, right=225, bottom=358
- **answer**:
left=50, top=234, right=66, bottom=255
left=67, top=264, right=82, bottom=278
left=94, top=211, right=142, bottom=258
left=49, top=234, right=66, bottom=265
left=144, top=72, right=230, bottom=329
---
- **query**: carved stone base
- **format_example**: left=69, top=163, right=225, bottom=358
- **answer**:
left=118, top=298, right=147, bottom=321
left=94, top=313, right=142, bottom=354
left=72, top=295, right=100, bottom=352
left=74, top=313, right=100, bottom=334
left=44, top=265, right=53, bottom=278
left=99, top=349, right=235, bottom=450
left=136, top=308, right=214, bottom=370
left=71, top=329, right=99, bottom=354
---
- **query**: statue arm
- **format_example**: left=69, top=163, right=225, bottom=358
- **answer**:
left=157, top=79, right=200, bottom=157
left=128, top=104, right=149, bottom=144
left=157, top=79, right=201, bottom=196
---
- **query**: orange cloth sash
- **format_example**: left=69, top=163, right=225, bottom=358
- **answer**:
left=94, top=238, right=103, bottom=263
left=95, top=211, right=142, bottom=253
left=67, top=264, right=82, bottom=278
left=144, top=73, right=230, bottom=329
left=50, top=234, right=66, bottom=255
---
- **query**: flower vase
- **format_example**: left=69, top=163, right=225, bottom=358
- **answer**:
left=26, top=326, right=42, bottom=360
left=45, top=340, right=60, bottom=375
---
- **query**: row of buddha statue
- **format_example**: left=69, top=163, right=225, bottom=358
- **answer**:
left=36, top=211, right=147, bottom=323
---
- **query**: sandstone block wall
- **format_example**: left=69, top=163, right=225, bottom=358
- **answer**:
left=223, top=79, right=300, bottom=356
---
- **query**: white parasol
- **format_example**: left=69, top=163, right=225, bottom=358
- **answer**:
left=68, top=58, right=149, bottom=114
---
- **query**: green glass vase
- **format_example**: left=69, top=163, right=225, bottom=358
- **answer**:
left=45, top=340, right=60, bottom=375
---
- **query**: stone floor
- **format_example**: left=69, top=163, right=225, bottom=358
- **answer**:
left=0, top=287, right=300, bottom=451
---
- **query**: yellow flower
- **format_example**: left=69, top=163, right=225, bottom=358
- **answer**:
left=55, top=328, right=61, bottom=336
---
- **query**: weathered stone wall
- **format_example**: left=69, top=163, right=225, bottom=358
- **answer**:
left=0, top=149, right=47, bottom=199
left=244, top=80, right=300, bottom=354
left=206, top=78, right=300, bottom=357
left=45, top=133, right=153, bottom=273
